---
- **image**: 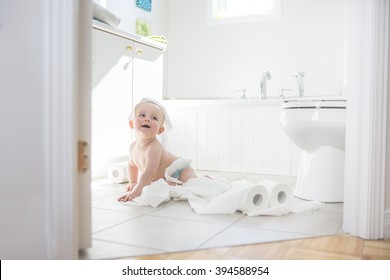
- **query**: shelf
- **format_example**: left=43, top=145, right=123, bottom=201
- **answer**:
left=92, top=20, right=167, bottom=52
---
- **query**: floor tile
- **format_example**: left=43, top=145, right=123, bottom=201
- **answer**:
left=235, top=203, right=343, bottom=235
left=93, top=215, right=229, bottom=252
left=85, top=171, right=344, bottom=259
left=91, top=180, right=127, bottom=200
left=151, top=200, right=245, bottom=225
left=93, top=195, right=177, bottom=215
left=79, top=239, right=163, bottom=260
left=92, top=178, right=127, bottom=193
left=199, top=226, right=312, bottom=249
left=91, top=189, right=120, bottom=200
left=92, top=208, right=141, bottom=233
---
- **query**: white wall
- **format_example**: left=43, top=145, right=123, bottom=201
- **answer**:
left=166, top=0, right=345, bottom=99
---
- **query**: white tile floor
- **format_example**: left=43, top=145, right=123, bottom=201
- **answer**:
left=79, top=171, right=344, bottom=260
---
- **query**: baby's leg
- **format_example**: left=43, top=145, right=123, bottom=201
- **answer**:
left=178, top=167, right=197, bottom=183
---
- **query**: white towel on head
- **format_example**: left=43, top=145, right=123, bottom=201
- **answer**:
left=129, top=97, right=173, bottom=132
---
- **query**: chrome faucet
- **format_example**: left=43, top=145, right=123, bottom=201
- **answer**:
left=259, top=70, right=271, bottom=99
left=292, top=72, right=305, bottom=97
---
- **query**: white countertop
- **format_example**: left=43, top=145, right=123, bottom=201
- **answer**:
left=162, top=97, right=282, bottom=106
left=92, top=19, right=167, bottom=51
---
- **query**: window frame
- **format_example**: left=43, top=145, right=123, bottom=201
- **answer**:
left=207, top=0, right=282, bottom=25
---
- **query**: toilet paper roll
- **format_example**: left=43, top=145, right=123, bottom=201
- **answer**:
left=189, top=180, right=270, bottom=215
left=236, top=183, right=271, bottom=213
left=257, top=179, right=292, bottom=207
left=107, top=161, right=129, bottom=184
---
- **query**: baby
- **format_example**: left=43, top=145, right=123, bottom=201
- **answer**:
left=118, top=98, right=197, bottom=202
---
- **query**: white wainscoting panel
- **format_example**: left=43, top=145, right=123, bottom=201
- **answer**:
left=162, top=100, right=301, bottom=176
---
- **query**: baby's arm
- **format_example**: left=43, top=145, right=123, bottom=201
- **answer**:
left=126, top=143, right=138, bottom=191
left=118, top=143, right=162, bottom=202
left=127, top=161, right=138, bottom=191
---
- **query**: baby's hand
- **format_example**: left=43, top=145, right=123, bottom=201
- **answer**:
left=118, top=189, right=142, bottom=202
left=118, top=183, right=142, bottom=202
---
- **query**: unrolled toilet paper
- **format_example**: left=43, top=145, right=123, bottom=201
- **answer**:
left=188, top=180, right=270, bottom=215
left=121, top=176, right=313, bottom=216
left=107, top=162, right=129, bottom=183
left=257, top=179, right=293, bottom=206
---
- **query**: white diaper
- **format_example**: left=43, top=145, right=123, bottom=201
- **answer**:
left=164, top=158, right=192, bottom=184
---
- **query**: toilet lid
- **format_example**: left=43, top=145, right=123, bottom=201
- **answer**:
left=282, top=96, right=346, bottom=109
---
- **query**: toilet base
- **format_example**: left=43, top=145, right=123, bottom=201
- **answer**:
left=294, top=146, right=344, bottom=202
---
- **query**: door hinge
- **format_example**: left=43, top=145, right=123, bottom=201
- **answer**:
left=78, top=140, right=89, bottom=173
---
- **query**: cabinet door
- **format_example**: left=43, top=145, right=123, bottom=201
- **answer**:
left=133, top=42, right=164, bottom=104
left=92, top=29, right=134, bottom=177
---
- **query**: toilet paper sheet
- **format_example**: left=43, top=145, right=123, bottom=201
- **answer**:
left=108, top=162, right=129, bottom=184
left=122, top=176, right=319, bottom=216
left=130, top=177, right=230, bottom=208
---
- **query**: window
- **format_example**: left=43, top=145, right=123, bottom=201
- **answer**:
left=208, top=0, right=281, bottom=25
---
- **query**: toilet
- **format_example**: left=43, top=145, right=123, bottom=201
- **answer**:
left=279, top=96, right=346, bottom=202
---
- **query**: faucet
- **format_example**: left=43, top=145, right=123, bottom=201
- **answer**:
left=259, top=70, right=271, bottom=99
left=292, top=72, right=305, bottom=97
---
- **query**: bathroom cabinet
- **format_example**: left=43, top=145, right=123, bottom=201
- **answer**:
left=92, top=22, right=166, bottom=177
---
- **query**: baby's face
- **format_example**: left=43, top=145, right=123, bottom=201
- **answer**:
left=133, top=102, right=165, bottom=136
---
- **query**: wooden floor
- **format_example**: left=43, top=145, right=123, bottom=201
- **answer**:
left=130, top=234, right=390, bottom=260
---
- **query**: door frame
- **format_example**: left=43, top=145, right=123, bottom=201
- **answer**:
left=44, top=0, right=91, bottom=258
left=343, top=0, right=390, bottom=239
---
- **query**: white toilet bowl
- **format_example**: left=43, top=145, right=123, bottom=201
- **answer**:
left=279, top=96, right=346, bottom=202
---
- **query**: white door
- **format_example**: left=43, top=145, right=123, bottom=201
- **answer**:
left=77, top=0, right=92, bottom=250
